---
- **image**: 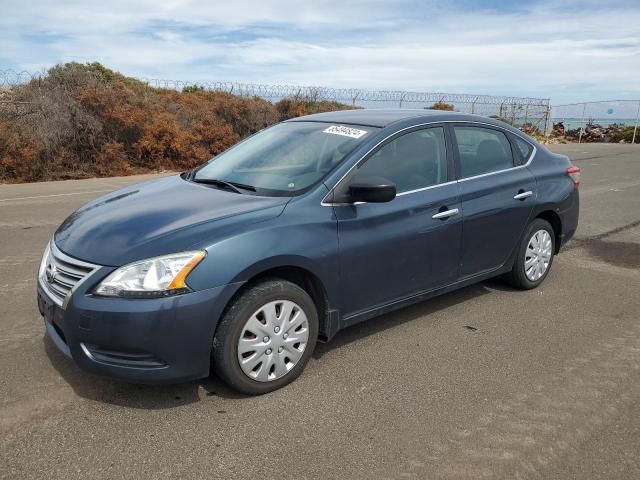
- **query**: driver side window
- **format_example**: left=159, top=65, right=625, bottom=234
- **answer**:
left=350, top=127, right=448, bottom=194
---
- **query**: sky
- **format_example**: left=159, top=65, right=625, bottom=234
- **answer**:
left=1, top=0, right=639, bottom=104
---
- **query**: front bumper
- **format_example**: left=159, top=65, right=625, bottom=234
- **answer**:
left=38, top=276, right=243, bottom=385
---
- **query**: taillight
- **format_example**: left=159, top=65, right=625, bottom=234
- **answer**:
left=567, top=166, right=581, bottom=188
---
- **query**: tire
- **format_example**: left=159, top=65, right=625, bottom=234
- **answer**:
left=212, top=279, right=318, bottom=395
left=503, top=218, right=555, bottom=290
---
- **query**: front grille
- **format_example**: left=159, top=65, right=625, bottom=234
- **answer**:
left=40, top=242, right=99, bottom=308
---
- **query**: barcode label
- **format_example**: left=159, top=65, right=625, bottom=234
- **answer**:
left=323, top=125, right=368, bottom=139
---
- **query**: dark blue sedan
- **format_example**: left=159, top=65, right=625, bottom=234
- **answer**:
left=37, top=109, right=580, bottom=394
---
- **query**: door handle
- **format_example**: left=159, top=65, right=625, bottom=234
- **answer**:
left=513, top=190, right=533, bottom=200
left=432, top=208, right=459, bottom=220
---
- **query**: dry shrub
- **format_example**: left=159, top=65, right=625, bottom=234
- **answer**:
left=275, top=97, right=355, bottom=120
left=427, top=101, right=455, bottom=111
left=0, top=119, right=40, bottom=181
left=95, top=141, right=132, bottom=177
left=0, top=62, right=352, bottom=183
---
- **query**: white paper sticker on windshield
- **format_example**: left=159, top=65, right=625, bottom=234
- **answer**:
left=323, top=125, right=368, bottom=139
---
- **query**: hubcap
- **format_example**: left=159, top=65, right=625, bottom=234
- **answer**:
left=237, top=300, right=309, bottom=382
left=524, top=229, right=552, bottom=281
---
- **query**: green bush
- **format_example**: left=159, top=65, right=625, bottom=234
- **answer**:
left=182, top=84, right=206, bottom=94
left=612, top=126, right=639, bottom=144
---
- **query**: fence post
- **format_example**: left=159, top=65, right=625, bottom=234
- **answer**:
left=578, top=103, right=587, bottom=144
left=399, top=93, right=407, bottom=109
left=632, top=100, right=640, bottom=145
left=471, top=96, right=478, bottom=114
left=543, top=103, right=551, bottom=138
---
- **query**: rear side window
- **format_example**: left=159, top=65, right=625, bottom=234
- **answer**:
left=351, top=127, right=448, bottom=194
left=453, top=126, right=514, bottom=178
left=512, top=135, right=534, bottom=164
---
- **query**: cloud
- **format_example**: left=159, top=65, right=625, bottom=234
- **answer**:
left=1, top=0, right=639, bottom=102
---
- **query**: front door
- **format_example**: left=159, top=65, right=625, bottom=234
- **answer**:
left=330, top=126, right=462, bottom=319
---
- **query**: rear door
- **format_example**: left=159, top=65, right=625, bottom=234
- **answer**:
left=451, top=124, right=536, bottom=278
left=330, top=125, right=462, bottom=319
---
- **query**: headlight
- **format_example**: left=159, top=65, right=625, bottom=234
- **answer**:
left=38, top=241, right=52, bottom=283
left=94, top=251, right=206, bottom=298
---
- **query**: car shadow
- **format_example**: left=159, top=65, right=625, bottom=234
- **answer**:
left=44, top=278, right=513, bottom=409
left=313, top=279, right=509, bottom=359
left=44, top=337, right=249, bottom=409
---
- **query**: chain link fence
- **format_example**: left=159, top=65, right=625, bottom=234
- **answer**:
left=4, top=68, right=638, bottom=143
left=549, top=100, right=640, bottom=144
left=144, top=78, right=552, bottom=133
left=1, top=68, right=551, bottom=134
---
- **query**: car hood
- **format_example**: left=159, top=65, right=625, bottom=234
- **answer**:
left=54, top=175, right=290, bottom=266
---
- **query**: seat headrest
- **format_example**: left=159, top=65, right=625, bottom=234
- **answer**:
left=394, top=134, right=438, bottom=159
left=477, top=139, right=507, bottom=162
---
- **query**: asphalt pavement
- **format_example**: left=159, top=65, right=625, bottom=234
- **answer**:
left=1, top=144, right=639, bottom=479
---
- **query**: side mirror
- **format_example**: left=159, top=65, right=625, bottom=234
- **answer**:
left=348, top=176, right=396, bottom=203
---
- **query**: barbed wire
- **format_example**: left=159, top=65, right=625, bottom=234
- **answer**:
left=0, top=69, right=45, bottom=87
left=1, top=68, right=550, bottom=108
left=142, top=77, right=550, bottom=107
left=0, top=68, right=564, bottom=135
left=3, top=69, right=638, bottom=142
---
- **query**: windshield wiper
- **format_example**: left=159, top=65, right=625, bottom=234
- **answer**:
left=191, top=177, right=256, bottom=194
left=225, top=181, right=256, bottom=192
left=191, top=178, right=243, bottom=193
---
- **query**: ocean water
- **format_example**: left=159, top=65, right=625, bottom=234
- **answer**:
left=549, top=118, right=637, bottom=130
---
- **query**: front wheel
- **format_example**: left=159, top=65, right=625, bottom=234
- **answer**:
left=212, top=279, right=318, bottom=395
left=504, top=218, right=555, bottom=290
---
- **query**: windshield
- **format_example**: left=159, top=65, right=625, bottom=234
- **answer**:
left=192, top=121, right=378, bottom=195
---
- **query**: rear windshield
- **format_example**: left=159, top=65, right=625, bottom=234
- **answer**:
left=193, top=121, right=378, bottom=196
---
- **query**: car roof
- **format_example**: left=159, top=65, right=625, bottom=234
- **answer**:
left=287, top=108, right=493, bottom=128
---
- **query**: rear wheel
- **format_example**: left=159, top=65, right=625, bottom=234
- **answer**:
left=212, top=279, right=318, bottom=395
left=504, top=218, right=555, bottom=290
